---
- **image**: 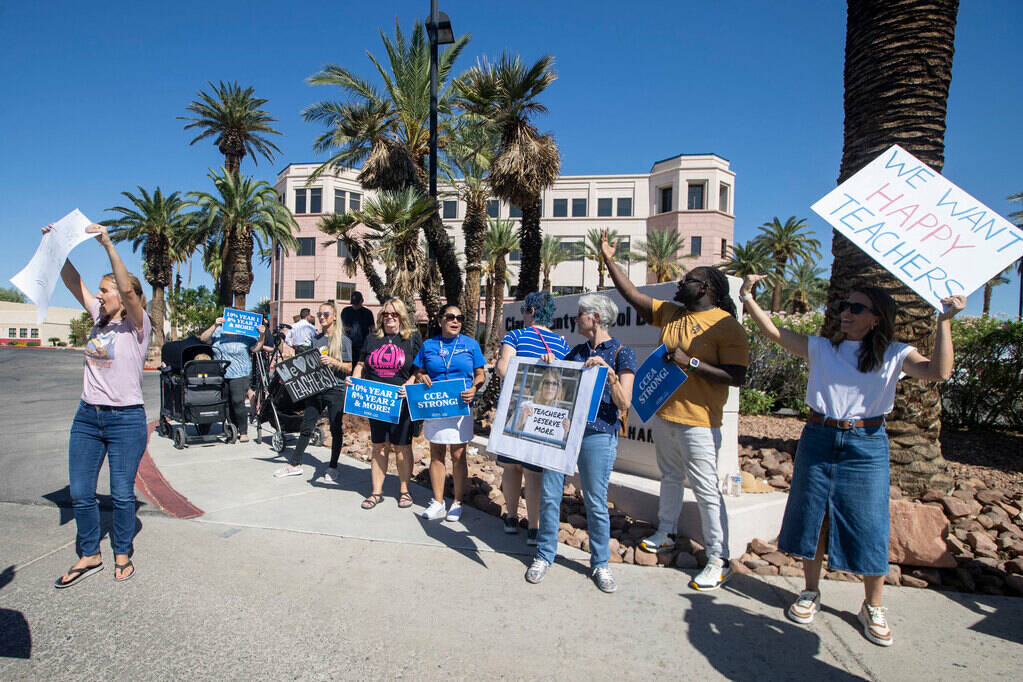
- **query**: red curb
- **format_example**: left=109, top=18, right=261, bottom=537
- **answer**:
left=135, top=420, right=205, bottom=519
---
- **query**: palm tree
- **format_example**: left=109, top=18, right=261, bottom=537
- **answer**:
left=783, top=260, right=829, bottom=314
left=351, top=188, right=437, bottom=315
left=1008, top=191, right=1023, bottom=319
left=756, top=216, right=821, bottom=311
left=981, top=265, right=1012, bottom=317
left=455, top=53, right=560, bottom=299
left=824, top=0, right=960, bottom=494
left=633, top=229, right=688, bottom=283
left=482, top=217, right=519, bottom=360
left=188, top=169, right=299, bottom=309
left=540, top=235, right=569, bottom=293
left=180, top=81, right=282, bottom=175
left=104, top=187, right=191, bottom=348
left=584, top=228, right=627, bottom=290
left=718, top=239, right=773, bottom=297
left=317, top=212, right=387, bottom=304
left=303, top=20, right=470, bottom=311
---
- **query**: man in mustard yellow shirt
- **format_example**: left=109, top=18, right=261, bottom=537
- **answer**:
left=601, top=233, right=749, bottom=590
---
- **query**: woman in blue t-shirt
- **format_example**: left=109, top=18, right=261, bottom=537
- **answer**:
left=413, top=303, right=486, bottom=522
left=495, top=291, right=570, bottom=544
left=201, top=316, right=266, bottom=442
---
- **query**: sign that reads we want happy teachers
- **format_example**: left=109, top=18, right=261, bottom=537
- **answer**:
left=811, top=145, right=1023, bottom=310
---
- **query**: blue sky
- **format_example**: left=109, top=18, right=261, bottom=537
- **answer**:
left=2, top=0, right=1020, bottom=316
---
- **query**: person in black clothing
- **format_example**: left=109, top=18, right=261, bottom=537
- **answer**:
left=347, top=298, right=421, bottom=509
left=341, top=290, right=375, bottom=365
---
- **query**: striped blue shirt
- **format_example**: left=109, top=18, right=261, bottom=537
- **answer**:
left=501, top=327, right=571, bottom=359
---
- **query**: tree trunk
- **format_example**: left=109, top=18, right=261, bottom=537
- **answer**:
left=825, top=0, right=960, bottom=495
left=515, top=198, right=542, bottom=299
left=542, top=270, right=552, bottom=293
left=359, top=255, right=388, bottom=304
left=231, top=229, right=255, bottom=310
left=419, top=263, right=443, bottom=333
left=217, top=229, right=233, bottom=308
left=481, top=275, right=494, bottom=351
left=487, top=256, right=509, bottom=361
left=597, top=261, right=606, bottom=290
left=150, top=285, right=166, bottom=349
left=460, top=204, right=487, bottom=340
left=770, top=258, right=786, bottom=311
left=982, top=282, right=993, bottom=316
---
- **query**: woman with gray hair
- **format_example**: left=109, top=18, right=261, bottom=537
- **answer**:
left=526, top=293, right=636, bottom=593
left=495, top=290, right=571, bottom=544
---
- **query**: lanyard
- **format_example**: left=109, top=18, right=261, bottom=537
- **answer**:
left=440, top=336, right=460, bottom=378
left=531, top=326, right=553, bottom=355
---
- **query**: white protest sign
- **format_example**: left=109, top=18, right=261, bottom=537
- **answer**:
left=10, top=210, right=96, bottom=323
left=811, top=145, right=1023, bottom=310
left=523, top=403, right=570, bottom=440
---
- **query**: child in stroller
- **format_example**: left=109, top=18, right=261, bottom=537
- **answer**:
left=158, top=337, right=238, bottom=449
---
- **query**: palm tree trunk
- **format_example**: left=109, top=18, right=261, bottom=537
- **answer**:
left=460, top=205, right=487, bottom=340
left=231, top=229, right=255, bottom=310
left=825, top=0, right=959, bottom=495
left=982, top=283, right=993, bottom=316
left=150, top=285, right=166, bottom=349
left=542, top=269, right=552, bottom=293
left=359, top=255, right=388, bottom=303
left=771, top=259, right=786, bottom=311
left=515, top=198, right=542, bottom=299
left=487, top=258, right=509, bottom=361
left=482, top=274, right=494, bottom=350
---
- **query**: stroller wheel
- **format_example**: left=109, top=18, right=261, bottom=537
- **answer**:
left=271, top=431, right=285, bottom=453
left=310, top=428, right=324, bottom=447
left=224, top=422, right=238, bottom=444
left=158, top=417, right=171, bottom=438
left=172, top=426, right=187, bottom=450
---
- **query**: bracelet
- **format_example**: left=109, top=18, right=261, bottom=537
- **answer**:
left=740, top=294, right=753, bottom=302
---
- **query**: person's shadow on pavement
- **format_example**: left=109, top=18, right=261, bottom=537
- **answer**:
left=681, top=583, right=865, bottom=681
left=0, top=566, right=31, bottom=659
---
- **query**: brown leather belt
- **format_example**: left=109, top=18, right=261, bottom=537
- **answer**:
left=808, top=411, right=885, bottom=430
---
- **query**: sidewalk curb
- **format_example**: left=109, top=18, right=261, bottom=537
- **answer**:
left=135, top=420, right=205, bottom=519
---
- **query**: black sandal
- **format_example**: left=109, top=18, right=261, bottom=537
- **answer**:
left=398, top=492, right=413, bottom=508
left=115, top=560, right=135, bottom=582
left=54, top=562, right=103, bottom=589
left=361, top=493, right=385, bottom=510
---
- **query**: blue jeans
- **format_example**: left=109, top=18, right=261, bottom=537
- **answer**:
left=68, top=401, right=148, bottom=557
left=536, top=430, right=617, bottom=569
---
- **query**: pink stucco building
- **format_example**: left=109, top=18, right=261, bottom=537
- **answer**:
left=268, top=153, right=735, bottom=330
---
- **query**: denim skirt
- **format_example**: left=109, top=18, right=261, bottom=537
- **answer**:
left=777, top=421, right=891, bottom=576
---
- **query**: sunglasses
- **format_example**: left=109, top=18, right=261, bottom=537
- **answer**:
left=683, top=277, right=707, bottom=286
left=443, top=313, right=465, bottom=323
left=839, top=301, right=876, bottom=315
left=316, top=312, right=332, bottom=318
left=380, top=311, right=400, bottom=319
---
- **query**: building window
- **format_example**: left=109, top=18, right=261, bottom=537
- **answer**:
left=687, top=182, right=706, bottom=210
left=309, top=188, right=322, bottom=214
left=721, top=238, right=728, bottom=257
left=615, top=237, right=631, bottom=260
left=442, top=200, right=458, bottom=219
left=560, top=237, right=585, bottom=261
left=295, top=281, right=315, bottom=299
left=294, top=189, right=307, bottom=214
left=553, top=285, right=585, bottom=296
left=337, top=240, right=351, bottom=259
left=691, top=236, right=702, bottom=256
left=30, top=328, right=39, bottom=339
left=510, top=248, right=521, bottom=262
left=552, top=198, right=568, bottom=217
left=296, top=237, right=316, bottom=256
left=19, top=328, right=28, bottom=338
left=509, top=203, right=522, bottom=218
left=487, top=200, right=499, bottom=218
left=719, top=183, right=730, bottom=214
left=597, top=198, right=613, bottom=217
left=336, top=282, right=355, bottom=301
left=349, top=192, right=362, bottom=211
left=659, top=186, right=672, bottom=213
left=571, top=198, right=587, bottom=217
left=617, top=197, right=633, bottom=217
left=7, top=328, right=15, bottom=338
left=334, top=189, right=346, bottom=214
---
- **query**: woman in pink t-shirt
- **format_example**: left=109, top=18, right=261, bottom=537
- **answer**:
left=48, top=223, right=153, bottom=588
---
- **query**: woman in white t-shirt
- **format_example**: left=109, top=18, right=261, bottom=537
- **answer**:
left=741, top=274, right=964, bottom=648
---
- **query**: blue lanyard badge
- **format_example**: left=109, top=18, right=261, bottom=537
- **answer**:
left=437, top=337, right=460, bottom=378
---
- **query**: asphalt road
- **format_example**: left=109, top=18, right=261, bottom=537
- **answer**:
left=0, top=347, right=160, bottom=508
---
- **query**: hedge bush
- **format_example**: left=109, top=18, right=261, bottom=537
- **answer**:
left=742, top=311, right=822, bottom=415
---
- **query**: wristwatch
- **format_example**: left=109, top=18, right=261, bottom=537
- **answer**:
left=740, top=293, right=753, bottom=302
left=689, top=357, right=700, bottom=370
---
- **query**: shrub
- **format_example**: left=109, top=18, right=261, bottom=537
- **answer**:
left=743, top=311, right=822, bottom=414
left=740, top=387, right=775, bottom=415
left=940, top=317, right=1023, bottom=430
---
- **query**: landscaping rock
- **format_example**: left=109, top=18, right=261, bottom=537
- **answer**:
left=889, top=486, right=903, bottom=500
left=675, top=552, right=699, bottom=570
left=921, top=489, right=946, bottom=503
left=779, top=565, right=803, bottom=577
left=885, top=564, right=902, bottom=586
left=750, top=538, right=777, bottom=555
left=910, top=568, right=942, bottom=586
left=941, top=496, right=981, bottom=518
left=966, top=530, right=998, bottom=555
left=743, top=557, right=769, bottom=570
left=762, top=551, right=793, bottom=567
left=888, top=499, right=956, bottom=568
left=753, top=565, right=779, bottom=576
left=730, top=559, right=752, bottom=575
left=976, top=489, right=1004, bottom=505
left=634, top=548, right=658, bottom=566
left=901, top=574, right=928, bottom=588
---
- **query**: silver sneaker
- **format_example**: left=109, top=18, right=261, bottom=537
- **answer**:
left=592, top=566, right=617, bottom=593
left=525, top=558, right=550, bottom=584
left=689, top=557, right=732, bottom=591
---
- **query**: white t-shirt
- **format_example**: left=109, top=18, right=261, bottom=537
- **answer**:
left=805, top=336, right=915, bottom=420
left=286, top=319, right=317, bottom=347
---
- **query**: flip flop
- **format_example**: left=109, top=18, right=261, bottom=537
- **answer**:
left=54, top=562, right=103, bottom=589
left=361, top=493, right=385, bottom=510
left=114, top=560, right=135, bottom=582
left=398, top=492, right=413, bottom=508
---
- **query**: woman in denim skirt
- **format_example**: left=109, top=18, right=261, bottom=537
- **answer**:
left=741, top=274, right=965, bottom=647
left=45, top=222, right=153, bottom=588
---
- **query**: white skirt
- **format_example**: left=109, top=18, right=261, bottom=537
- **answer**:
left=424, top=415, right=473, bottom=444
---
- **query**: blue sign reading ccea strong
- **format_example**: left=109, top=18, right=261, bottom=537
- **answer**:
left=633, top=344, right=688, bottom=423
left=404, top=379, right=470, bottom=420
left=343, top=378, right=404, bottom=424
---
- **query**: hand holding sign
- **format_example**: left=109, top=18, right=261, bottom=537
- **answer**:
left=12, top=210, right=97, bottom=323
left=938, top=295, right=966, bottom=321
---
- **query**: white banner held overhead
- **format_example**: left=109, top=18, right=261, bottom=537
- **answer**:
left=811, top=145, right=1023, bottom=310
left=10, top=210, right=96, bottom=323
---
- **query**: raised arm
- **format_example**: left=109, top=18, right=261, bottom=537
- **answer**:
left=600, top=230, right=653, bottom=322
left=42, top=224, right=95, bottom=312
left=199, top=317, right=223, bottom=344
left=91, top=224, right=145, bottom=330
left=902, top=296, right=965, bottom=381
left=740, top=274, right=809, bottom=360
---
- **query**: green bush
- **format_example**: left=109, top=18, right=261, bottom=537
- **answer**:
left=940, top=317, right=1023, bottom=430
left=743, top=311, right=822, bottom=414
left=168, top=286, right=219, bottom=338
left=740, top=387, right=775, bottom=415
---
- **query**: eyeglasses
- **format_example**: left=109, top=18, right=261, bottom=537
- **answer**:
left=443, top=313, right=465, bottom=323
left=542, top=380, right=560, bottom=387
left=839, top=301, right=876, bottom=315
left=380, top=311, right=400, bottom=319
left=316, top=312, right=332, bottom=318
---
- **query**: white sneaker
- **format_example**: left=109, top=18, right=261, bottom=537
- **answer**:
left=322, top=467, right=339, bottom=484
left=273, top=465, right=303, bottom=478
left=445, top=502, right=463, bottom=522
left=639, top=530, right=675, bottom=553
left=421, top=500, right=446, bottom=520
left=786, top=590, right=821, bottom=624
left=689, top=557, right=732, bottom=591
left=858, top=601, right=893, bottom=647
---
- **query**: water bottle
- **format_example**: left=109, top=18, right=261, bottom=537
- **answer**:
left=729, top=472, right=743, bottom=497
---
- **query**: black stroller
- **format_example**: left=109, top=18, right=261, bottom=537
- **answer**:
left=252, top=344, right=323, bottom=453
left=158, top=337, right=239, bottom=449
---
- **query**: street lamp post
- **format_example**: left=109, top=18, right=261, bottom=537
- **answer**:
left=427, top=2, right=454, bottom=201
